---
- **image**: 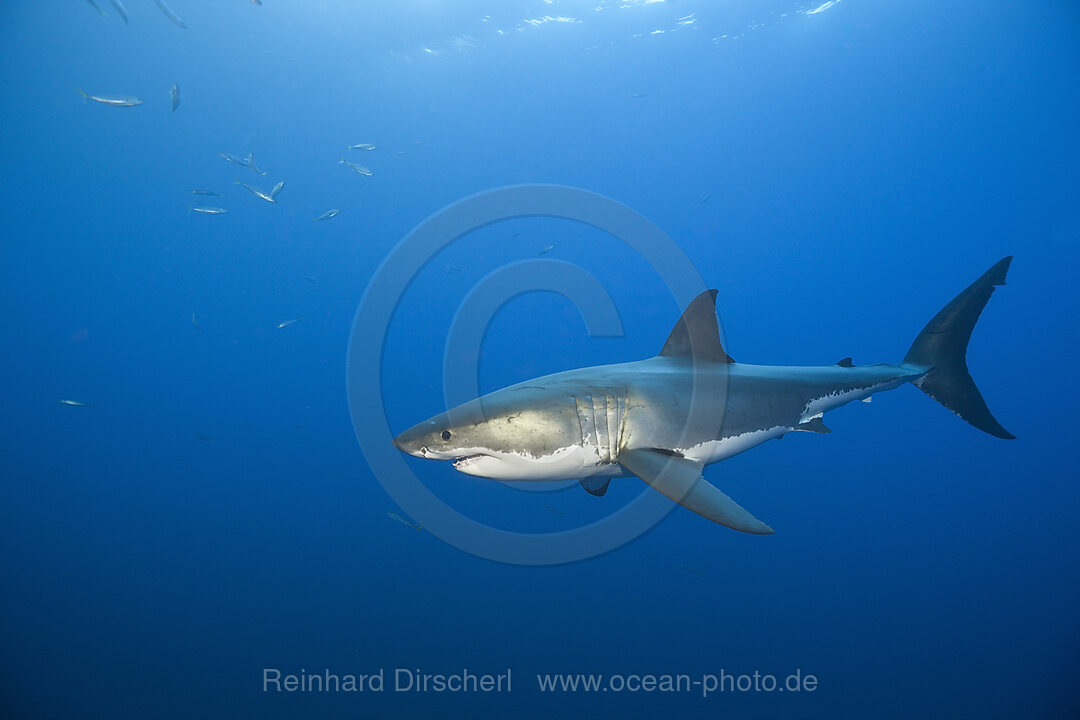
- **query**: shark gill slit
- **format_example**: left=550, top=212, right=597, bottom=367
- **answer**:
left=592, top=393, right=610, bottom=464
left=614, top=392, right=628, bottom=460
left=573, top=394, right=594, bottom=461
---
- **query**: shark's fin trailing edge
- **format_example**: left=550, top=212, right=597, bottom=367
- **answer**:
left=620, top=448, right=774, bottom=534
left=902, top=256, right=1014, bottom=439
left=658, top=289, right=735, bottom=363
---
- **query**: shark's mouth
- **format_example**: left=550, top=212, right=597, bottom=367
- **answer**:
left=449, top=445, right=599, bottom=481
left=452, top=454, right=489, bottom=471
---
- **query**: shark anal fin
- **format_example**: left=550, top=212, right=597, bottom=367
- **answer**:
left=619, top=448, right=774, bottom=534
left=837, top=357, right=854, bottom=367
left=579, top=477, right=611, bottom=497
left=794, top=416, right=831, bottom=433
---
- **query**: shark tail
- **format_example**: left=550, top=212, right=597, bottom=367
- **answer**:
left=902, top=256, right=1014, bottom=439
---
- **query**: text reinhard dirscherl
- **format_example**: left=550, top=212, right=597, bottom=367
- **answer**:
left=263, top=668, right=512, bottom=693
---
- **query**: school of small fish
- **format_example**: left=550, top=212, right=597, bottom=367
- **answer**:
left=69, top=3, right=587, bottom=526
left=76, top=4, right=385, bottom=232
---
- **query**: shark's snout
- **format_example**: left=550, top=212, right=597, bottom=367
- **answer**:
left=392, top=427, right=428, bottom=457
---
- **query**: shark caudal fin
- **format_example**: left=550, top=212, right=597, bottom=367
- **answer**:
left=902, top=256, right=1014, bottom=439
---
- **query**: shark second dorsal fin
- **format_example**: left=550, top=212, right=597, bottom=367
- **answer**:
left=658, top=290, right=735, bottom=363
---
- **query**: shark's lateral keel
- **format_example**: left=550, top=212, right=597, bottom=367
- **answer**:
left=394, top=257, right=1014, bottom=533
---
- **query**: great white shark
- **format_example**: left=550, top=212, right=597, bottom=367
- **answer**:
left=394, top=257, right=1014, bottom=534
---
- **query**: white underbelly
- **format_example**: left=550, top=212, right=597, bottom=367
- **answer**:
left=801, top=381, right=894, bottom=419
left=681, top=426, right=788, bottom=465
left=453, top=444, right=618, bottom=481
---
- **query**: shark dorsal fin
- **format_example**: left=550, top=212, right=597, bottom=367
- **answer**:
left=658, top=289, right=734, bottom=363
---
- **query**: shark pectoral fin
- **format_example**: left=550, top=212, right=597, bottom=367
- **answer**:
left=579, top=477, right=611, bottom=497
left=794, top=416, right=831, bottom=433
left=619, top=448, right=774, bottom=534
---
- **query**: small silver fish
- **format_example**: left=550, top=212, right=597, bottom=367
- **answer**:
left=194, top=432, right=212, bottom=442
left=275, top=316, right=302, bottom=329
left=537, top=244, right=555, bottom=256
left=153, top=0, right=187, bottom=28
left=314, top=209, right=340, bottom=221
left=269, top=180, right=284, bottom=199
left=387, top=511, right=422, bottom=530
left=348, top=143, right=376, bottom=151
left=219, top=152, right=265, bottom=176
left=110, top=0, right=128, bottom=24
left=339, top=158, right=373, bottom=176
left=235, top=180, right=276, bottom=203
left=443, top=264, right=462, bottom=273
left=59, top=399, right=95, bottom=407
left=189, top=206, right=227, bottom=214
left=678, top=562, right=706, bottom=576
left=78, top=89, right=143, bottom=107
left=245, top=152, right=267, bottom=176
left=219, top=152, right=247, bottom=166
left=699, top=193, right=711, bottom=205
left=192, top=312, right=200, bottom=330
left=170, top=82, right=180, bottom=112
left=188, top=189, right=220, bottom=196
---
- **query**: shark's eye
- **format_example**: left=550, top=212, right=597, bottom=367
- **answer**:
left=441, top=430, right=452, bottom=441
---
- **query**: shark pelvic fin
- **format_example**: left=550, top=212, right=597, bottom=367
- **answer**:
left=794, top=416, right=831, bottom=433
left=579, top=478, right=611, bottom=497
left=619, top=448, right=774, bottom=534
left=658, top=290, right=735, bottom=363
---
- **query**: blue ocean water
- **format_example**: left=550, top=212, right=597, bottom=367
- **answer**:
left=1, top=1, right=1078, bottom=717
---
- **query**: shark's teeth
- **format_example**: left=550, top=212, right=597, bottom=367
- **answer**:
left=453, top=454, right=486, bottom=470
